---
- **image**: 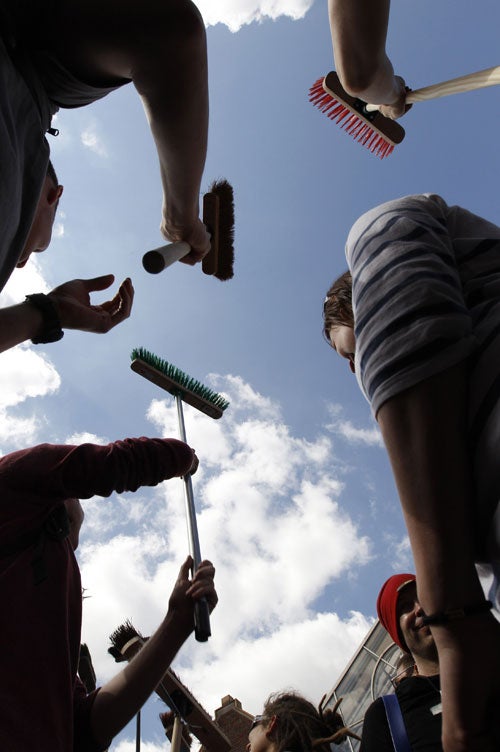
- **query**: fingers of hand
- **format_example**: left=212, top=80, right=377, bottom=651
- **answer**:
left=189, top=452, right=199, bottom=475
left=187, top=561, right=216, bottom=597
left=163, top=219, right=211, bottom=265
left=83, top=274, right=116, bottom=292
left=178, top=556, right=194, bottom=582
left=96, top=278, right=134, bottom=330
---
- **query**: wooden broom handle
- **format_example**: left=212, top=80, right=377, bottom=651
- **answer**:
left=366, top=65, right=500, bottom=111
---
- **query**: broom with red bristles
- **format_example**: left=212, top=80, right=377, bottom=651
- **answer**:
left=310, top=66, right=500, bottom=158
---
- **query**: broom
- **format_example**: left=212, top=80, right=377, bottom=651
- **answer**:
left=109, top=620, right=232, bottom=751
left=143, top=179, right=235, bottom=280
left=130, top=347, right=229, bottom=641
left=310, top=66, right=500, bottom=158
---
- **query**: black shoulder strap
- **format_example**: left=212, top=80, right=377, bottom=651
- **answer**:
left=381, top=694, right=412, bottom=752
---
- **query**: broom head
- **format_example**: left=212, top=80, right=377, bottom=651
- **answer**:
left=202, top=179, right=235, bottom=280
left=131, top=347, right=229, bottom=420
left=309, top=72, right=405, bottom=158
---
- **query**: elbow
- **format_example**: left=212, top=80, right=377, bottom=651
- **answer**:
left=173, top=1, right=206, bottom=45
left=338, top=67, right=379, bottom=99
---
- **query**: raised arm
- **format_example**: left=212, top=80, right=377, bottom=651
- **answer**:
left=0, top=437, right=197, bottom=503
left=377, top=368, right=500, bottom=751
left=89, top=557, right=217, bottom=746
left=49, top=0, right=210, bottom=262
left=327, top=0, right=407, bottom=118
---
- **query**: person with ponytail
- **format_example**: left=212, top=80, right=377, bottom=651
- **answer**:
left=247, top=691, right=360, bottom=752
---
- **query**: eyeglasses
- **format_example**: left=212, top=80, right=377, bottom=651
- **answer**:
left=250, top=715, right=264, bottom=731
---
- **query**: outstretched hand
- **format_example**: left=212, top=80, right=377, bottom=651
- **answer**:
left=167, top=557, right=217, bottom=635
left=48, top=275, right=134, bottom=333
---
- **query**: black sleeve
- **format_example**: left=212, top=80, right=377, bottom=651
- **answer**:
left=359, top=698, right=393, bottom=752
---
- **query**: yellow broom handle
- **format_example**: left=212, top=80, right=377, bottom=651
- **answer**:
left=407, top=65, right=500, bottom=102
left=365, top=65, right=500, bottom=111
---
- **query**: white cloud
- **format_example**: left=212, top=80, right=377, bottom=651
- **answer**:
left=326, top=404, right=383, bottom=447
left=53, top=222, right=65, bottom=239
left=0, top=346, right=61, bottom=448
left=65, top=431, right=108, bottom=446
left=113, top=742, right=165, bottom=752
left=197, top=0, right=314, bottom=31
left=79, top=374, right=373, bottom=723
left=184, top=610, right=373, bottom=715
left=81, top=121, right=108, bottom=157
left=386, top=534, right=413, bottom=572
left=0, top=260, right=61, bottom=449
left=0, top=256, right=49, bottom=305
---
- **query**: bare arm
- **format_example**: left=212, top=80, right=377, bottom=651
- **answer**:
left=328, top=0, right=407, bottom=118
left=0, top=275, right=133, bottom=354
left=90, top=558, right=217, bottom=745
left=49, top=0, right=210, bottom=262
left=377, top=365, right=500, bottom=751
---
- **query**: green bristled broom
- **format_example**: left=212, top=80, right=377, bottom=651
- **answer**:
left=130, top=347, right=229, bottom=641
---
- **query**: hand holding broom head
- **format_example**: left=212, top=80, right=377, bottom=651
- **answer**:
left=309, top=72, right=405, bottom=158
left=143, top=179, right=235, bottom=280
left=310, top=66, right=500, bottom=158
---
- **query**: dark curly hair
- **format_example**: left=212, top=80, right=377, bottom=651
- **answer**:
left=322, top=270, right=353, bottom=344
left=258, top=691, right=359, bottom=751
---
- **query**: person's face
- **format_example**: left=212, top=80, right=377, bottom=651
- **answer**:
left=16, top=178, right=63, bottom=268
left=246, top=716, right=275, bottom=752
left=329, top=325, right=356, bottom=373
left=64, top=498, right=84, bottom=551
left=397, top=582, right=436, bottom=660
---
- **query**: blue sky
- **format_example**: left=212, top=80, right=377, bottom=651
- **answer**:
left=1, top=1, right=500, bottom=749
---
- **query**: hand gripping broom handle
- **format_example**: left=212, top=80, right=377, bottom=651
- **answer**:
left=365, top=65, right=500, bottom=112
left=175, top=393, right=211, bottom=642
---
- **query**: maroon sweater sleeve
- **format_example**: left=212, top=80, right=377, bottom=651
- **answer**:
left=0, top=437, right=194, bottom=504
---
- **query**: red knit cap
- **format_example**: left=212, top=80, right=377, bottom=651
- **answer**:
left=376, top=573, right=416, bottom=652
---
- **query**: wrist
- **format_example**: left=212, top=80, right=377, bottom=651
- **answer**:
left=162, top=607, right=194, bottom=643
left=162, top=205, right=200, bottom=238
left=25, top=293, right=64, bottom=344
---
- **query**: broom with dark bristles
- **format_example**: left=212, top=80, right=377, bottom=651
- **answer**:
left=131, top=347, right=230, bottom=641
left=143, top=179, right=235, bottom=280
left=310, top=66, right=500, bottom=158
left=109, top=620, right=232, bottom=751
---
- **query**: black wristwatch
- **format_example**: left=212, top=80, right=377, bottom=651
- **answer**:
left=25, top=293, right=64, bottom=344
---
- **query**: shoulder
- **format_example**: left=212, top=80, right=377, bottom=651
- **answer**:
left=346, top=194, right=449, bottom=266
left=360, top=697, right=392, bottom=752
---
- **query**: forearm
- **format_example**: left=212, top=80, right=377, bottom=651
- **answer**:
left=132, top=4, right=208, bottom=233
left=377, top=364, right=484, bottom=613
left=1, top=438, right=194, bottom=500
left=90, top=613, right=191, bottom=744
left=328, top=0, right=399, bottom=103
left=0, top=302, right=43, bottom=353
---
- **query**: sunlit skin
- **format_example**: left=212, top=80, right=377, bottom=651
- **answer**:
left=397, top=581, right=439, bottom=674
left=16, top=177, right=64, bottom=268
left=329, top=324, right=356, bottom=373
left=246, top=717, right=277, bottom=752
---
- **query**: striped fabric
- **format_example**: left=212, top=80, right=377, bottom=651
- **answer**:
left=345, top=194, right=500, bottom=596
